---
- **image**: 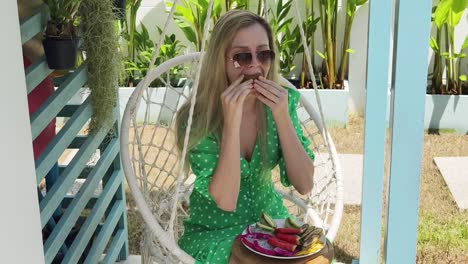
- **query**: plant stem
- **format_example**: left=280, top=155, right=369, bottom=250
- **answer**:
left=333, top=0, right=338, bottom=86
left=339, top=11, right=353, bottom=83
left=128, top=0, right=142, bottom=84
left=319, top=0, right=326, bottom=54
left=300, top=0, right=311, bottom=88
left=326, top=0, right=335, bottom=88
left=444, top=24, right=451, bottom=94
left=195, top=4, right=202, bottom=51
left=311, top=0, right=316, bottom=73
left=449, top=21, right=458, bottom=94
left=432, top=27, right=442, bottom=94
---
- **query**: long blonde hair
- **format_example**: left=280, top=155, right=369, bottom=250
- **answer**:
left=176, top=10, right=279, bottom=173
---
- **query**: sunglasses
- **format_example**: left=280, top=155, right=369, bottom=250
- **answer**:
left=228, top=50, right=275, bottom=68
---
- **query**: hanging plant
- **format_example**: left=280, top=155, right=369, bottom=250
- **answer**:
left=42, top=0, right=81, bottom=70
left=80, top=0, right=120, bottom=132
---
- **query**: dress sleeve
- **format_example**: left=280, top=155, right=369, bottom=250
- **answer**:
left=188, top=134, right=220, bottom=203
left=278, top=88, right=315, bottom=187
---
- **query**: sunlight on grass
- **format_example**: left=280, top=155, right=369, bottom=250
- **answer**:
left=418, top=211, right=468, bottom=249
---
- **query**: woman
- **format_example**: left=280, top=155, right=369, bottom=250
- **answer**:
left=176, top=10, right=315, bottom=263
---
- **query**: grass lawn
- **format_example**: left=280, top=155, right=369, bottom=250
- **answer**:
left=329, top=115, right=468, bottom=263
left=125, top=115, right=468, bottom=263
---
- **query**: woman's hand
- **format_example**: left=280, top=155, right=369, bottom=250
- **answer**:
left=221, top=75, right=254, bottom=129
left=254, top=76, right=289, bottom=122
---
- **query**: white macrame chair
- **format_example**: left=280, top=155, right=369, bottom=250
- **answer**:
left=120, top=0, right=343, bottom=263
left=120, top=52, right=344, bottom=264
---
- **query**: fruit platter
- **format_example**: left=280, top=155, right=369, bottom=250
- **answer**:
left=237, top=213, right=326, bottom=259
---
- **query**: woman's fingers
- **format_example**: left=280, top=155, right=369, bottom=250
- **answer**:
left=236, top=85, right=254, bottom=103
left=223, top=78, right=248, bottom=101
left=254, top=76, right=289, bottom=120
left=222, top=75, right=244, bottom=100
left=254, top=80, right=280, bottom=103
left=225, top=75, right=244, bottom=94
left=233, top=80, right=254, bottom=101
left=256, top=92, right=274, bottom=108
left=225, top=80, right=252, bottom=101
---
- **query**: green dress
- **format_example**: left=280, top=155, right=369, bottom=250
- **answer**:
left=178, top=88, right=315, bottom=263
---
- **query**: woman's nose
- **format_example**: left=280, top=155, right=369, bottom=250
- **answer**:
left=249, top=53, right=261, bottom=67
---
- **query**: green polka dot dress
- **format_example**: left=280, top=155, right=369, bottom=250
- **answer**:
left=178, top=88, right=315, bottom=263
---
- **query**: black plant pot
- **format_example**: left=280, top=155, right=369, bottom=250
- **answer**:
left=286, top=78, right=300, bottom=89
left=43, top=37, right=77, bottom=70
left=113, top=0, right=126, bottom=20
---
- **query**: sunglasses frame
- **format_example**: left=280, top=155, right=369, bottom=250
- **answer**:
left=227, top=50, right=275, bottom=68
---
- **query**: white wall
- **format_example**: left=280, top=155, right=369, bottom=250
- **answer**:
left=0, top=2, right=45, bottom=263
left=134, top=1, right=468, bottom=114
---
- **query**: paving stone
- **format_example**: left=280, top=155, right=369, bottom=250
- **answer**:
left=434, top=157, right=468, bottom=210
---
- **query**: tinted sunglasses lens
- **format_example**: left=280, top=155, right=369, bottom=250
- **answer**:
left=233, top=53, right=252, bottom=66
left=258, top=50, right=275, bottom=63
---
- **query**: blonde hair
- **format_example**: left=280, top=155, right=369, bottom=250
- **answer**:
left=176, top=10, right=279, bottom=174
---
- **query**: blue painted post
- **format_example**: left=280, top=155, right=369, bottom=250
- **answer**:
left=354, top=1, right=392, bottom=264
left=384, top=0, right=432, bottom=263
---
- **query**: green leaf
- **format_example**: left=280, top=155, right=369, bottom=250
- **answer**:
left=213, top=0, right=222, bottom=17
left=316, top=50, right=326, bottom=59
left=452, top=0, right=468, bottom=12
left=175, top=5, right=195, bottom=25
left=434, top=0, right=451, bottom=28
left=434, top=0, right=468, bottom=27
left=277, top=18, right=293, bottom=34
left=178, top=24, right=197, bottom=46
left=461, top=35, right=468, bottom=50
left=459, top=75, right=467, bottom=81
left=448, top=8, right=465, bottom=26
left=347, top=0, right=357, bottom=16
left=356, top=0, right=368, bottom=6
left=278, top=0, right=292, bottom=18
left=346, top=48, right=355, bottom=53
left=430, top=36, right=440, bottom=52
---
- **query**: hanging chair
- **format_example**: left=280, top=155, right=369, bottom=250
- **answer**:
left=119, top=1, right=343, bottom=263
left=120, top=53, right=344, bottom=263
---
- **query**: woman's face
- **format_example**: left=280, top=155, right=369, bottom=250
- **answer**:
left=225, top=23, right=272, bottom=85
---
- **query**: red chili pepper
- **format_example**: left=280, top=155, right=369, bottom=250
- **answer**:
left=275, top=233, right=300, bottom=245
left=267, top=237, right=297, bottom=252
left=275, top=227, right=302, bottom=234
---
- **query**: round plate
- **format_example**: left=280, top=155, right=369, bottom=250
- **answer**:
left=240, top=219, right=326, bottom=259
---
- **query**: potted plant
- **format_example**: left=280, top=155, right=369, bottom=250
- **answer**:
left=268, top=0, right=302, bottom=85
left=113, top=0, right=126, bottom=20
left=316, top=0, right=367, bottom=89
left=429, top=0, right=468, bottom=95
left=117, top=0, right=143, bottom=86
left=293, top=0, right=367, bottom=127
left=425, top=0, right=468, bottom=133
left=299, top=0, right=320, bottom=89
left=124, top=24, right=186, bottom=87
left=166, top=0, right=222, bottom=51
left=42, top=0, right=81, bottom=70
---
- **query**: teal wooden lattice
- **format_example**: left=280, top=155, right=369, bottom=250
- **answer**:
left=20, top=4, right=129, bottom=263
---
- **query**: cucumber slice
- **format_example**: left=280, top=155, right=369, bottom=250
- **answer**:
left=261, top=213, right=277, bottom=228
left=256, top=222, right=275, bottom=232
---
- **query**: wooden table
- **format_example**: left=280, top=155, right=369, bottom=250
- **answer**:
left=229, top=239, right=334, bottom=264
